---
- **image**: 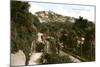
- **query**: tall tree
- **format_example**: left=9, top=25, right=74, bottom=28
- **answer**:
left=11, top=1, right=37, bottom=65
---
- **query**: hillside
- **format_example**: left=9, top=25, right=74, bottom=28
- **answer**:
left=35, top=11, right=75, bottom=23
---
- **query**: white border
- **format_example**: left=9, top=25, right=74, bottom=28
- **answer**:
left=0, top=0, right=99, bottom=67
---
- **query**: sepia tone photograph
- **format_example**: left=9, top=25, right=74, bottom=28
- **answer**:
left=11, top=0, right=95, bottom=66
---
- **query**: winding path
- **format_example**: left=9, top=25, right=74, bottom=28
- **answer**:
left=11, top=50, right=82, bottom=66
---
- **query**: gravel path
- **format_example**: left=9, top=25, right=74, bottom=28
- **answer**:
left=11, top=50, right=26, bottom=66
left=59, top=50, right=81, bottom=63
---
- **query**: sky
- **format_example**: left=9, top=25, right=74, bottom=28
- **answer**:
left=29, top=2, right=95, bottom=22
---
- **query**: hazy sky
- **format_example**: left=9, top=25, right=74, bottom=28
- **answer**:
left=29, top=2, right=95, bottom=22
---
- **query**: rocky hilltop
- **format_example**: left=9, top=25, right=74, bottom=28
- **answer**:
left=35, top=11, right=75, bottom=23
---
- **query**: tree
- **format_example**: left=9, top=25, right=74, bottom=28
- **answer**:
left=11, top=1, right=37, bottom=65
